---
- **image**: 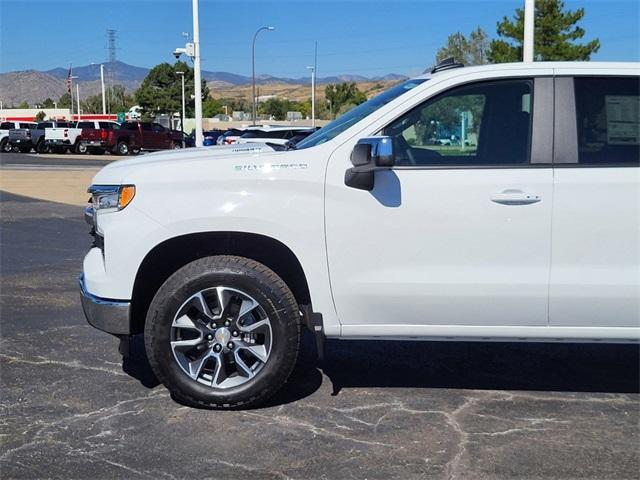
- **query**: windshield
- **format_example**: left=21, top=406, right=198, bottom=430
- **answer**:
left=295, top=79, right=426, bottom=149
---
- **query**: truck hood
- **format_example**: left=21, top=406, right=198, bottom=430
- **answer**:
left=92, top=143, right=279, bottom=184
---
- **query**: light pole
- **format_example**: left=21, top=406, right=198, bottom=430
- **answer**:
left=176, top=71, right=186, bottom=147
left=252, top=26, right=275, bottom=125
left=306, top=66, right=315, bottom=127
left=69, top=74, right=78, bottom=120
left=523, top=0, right=535, bottom=62
left=53, top=102, right=57, bottom=119
left=100, top=64, right=106, bottom=114
left=191, top=0, right=203, bottom=147
left=76, top=83, right=81, bottom=121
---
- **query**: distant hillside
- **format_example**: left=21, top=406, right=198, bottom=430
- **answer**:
left=0, top=61, right=408, bottom=106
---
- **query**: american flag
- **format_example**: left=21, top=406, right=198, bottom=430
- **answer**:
left=66, top=66, right=72, bottom=93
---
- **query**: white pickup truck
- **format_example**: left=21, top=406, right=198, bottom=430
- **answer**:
left=45, top=120, right=119, bottom=153
left=0, top=121, right=37, bottom=152
left=80, top=61, right=640, bottom=409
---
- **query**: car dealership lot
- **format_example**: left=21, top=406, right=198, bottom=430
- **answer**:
left=1, top=189, right=638, bottom=479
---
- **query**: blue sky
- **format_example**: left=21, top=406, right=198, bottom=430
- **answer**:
left=1, top=0, right=638, bottom=77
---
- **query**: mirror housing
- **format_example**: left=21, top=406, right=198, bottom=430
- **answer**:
left=345, top=136, right=395, bottom=191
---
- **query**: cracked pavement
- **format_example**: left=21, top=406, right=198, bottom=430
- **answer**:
left=1, top=191, right=639, bottom=479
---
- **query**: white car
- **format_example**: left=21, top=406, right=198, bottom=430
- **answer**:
left=0, top=121, right=37, bottom=152
left=80, top=61, right=639, bottom=409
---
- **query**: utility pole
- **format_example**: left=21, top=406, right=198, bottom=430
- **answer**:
left=523, top=0, right=535, bottom=62
left=69, top=73, right=78, bottom=120
left=100, top=64, right=106, bottom=115
left=192, top=0, right=203, bottom=147
left=252, top=26, right=275, bottom=125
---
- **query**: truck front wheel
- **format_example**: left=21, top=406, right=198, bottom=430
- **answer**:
left=144, top=255, right=300, bottom=409
left=75, top=142, right=88, bottom=154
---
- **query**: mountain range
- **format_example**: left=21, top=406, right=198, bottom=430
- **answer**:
left=0, top=61, right=407, bottom=106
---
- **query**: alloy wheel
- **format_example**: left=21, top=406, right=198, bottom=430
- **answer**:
left=170, top=286, right=273, bottom=389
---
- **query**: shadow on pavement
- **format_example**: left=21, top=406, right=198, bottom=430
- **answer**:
left=122, top=331, right=639, bottom=407
left=323, top=340, right=640, bottom=396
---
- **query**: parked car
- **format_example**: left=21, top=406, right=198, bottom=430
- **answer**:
left=203, top=130, right=224, bottom=146
left=46, top=120, right=120, bottom=154
left=216, top=128, right=246, bottom=145
left=0, top=121, right=37, bottom=153
left=9, top=121, right=74, bottom=153
left=80, top=61, right=640, bottom=409
left=235, top=126, right=317, bottom=146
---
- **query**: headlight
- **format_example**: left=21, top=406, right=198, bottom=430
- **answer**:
left=88, top=185, right=136, bottom=212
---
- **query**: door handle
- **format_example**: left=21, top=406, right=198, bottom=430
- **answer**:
left=490, top=189, right=541, bottom=206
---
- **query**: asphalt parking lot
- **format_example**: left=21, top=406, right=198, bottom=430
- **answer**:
left=1, top=187, right=639, bottom=479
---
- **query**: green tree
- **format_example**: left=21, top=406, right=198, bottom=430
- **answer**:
left=202, top=97, right=223, bottom=117
left=41, top=98, right=55, bottom=108
left=436, top=27, right=490, bottom=65
left=135, top=62, right=209, bottom=118
left=18, top=101, right=29, bottom=109
left=489, top=0, right=600, bottom=62
left=325, top=83, right=367, bottom=118
left=58, top=93, right=71, bottom=108
left=35, top=111, right=46, bottom=121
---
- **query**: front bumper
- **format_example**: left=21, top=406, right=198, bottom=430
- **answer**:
left=79, top=274, right=131, bottom=335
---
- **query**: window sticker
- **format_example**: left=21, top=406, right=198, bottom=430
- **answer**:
left=605, top=95, right=640, bottom=145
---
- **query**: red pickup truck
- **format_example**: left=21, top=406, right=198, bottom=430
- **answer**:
left=80, top=121, right=184, bottom=155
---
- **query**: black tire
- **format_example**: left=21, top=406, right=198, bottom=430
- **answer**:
left=75, top=142, right=88, bottom=154
left=36, top=139, right=49, bottom=154
left=0, top=138, right=11, bottom=153
left=116, top=141, right=129, bottom=155
left=130, top=147, right=141, bottom=155
left=171, top=141, right=182, bottom=149
left=144, top=255, right=300, bottom=409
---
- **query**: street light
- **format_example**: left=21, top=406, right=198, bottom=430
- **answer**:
left=176, top=71, right=186, bottom=147
left=252, top=26, right=275, bottom=125
left=172, top=0, right=203, bottom=147
left=306, top=66, right=315, bottom=127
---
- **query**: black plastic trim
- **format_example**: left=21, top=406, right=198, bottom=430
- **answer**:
left=553, top=77, right=578, bottom=164
left=531, top=77, right=554, bottom=164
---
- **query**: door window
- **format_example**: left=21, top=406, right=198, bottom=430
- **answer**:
left=383, top=79, right=533, bottom=167
left=574, top=77, right=639, bottom=166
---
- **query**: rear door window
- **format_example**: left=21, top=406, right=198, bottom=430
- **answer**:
left=574, top=76, right=639, bottom=166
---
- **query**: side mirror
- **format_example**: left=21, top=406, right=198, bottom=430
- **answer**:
left=345, top=136, right=395, bottom=191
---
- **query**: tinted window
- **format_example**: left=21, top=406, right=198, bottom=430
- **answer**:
left=99, top=122, right=118, bottom=129
left=38, top=123, right=53, bottom=129
left=152, top=123, right=165, bottom=132
left=20, top=123, right=37, bottom=129
left=141, top=123, right=153, bottom=131
left=77, top=122, right=94, bottom=128
left=384, top=79, right=533, bottom=166
left=0, top=122, right=13, bottom=129
left=122, top=123, right=138, bottom=130
left=575, top=77, right=639, bottom=166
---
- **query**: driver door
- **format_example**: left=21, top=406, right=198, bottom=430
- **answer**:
left=325, top=78, right=554, bottom=329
